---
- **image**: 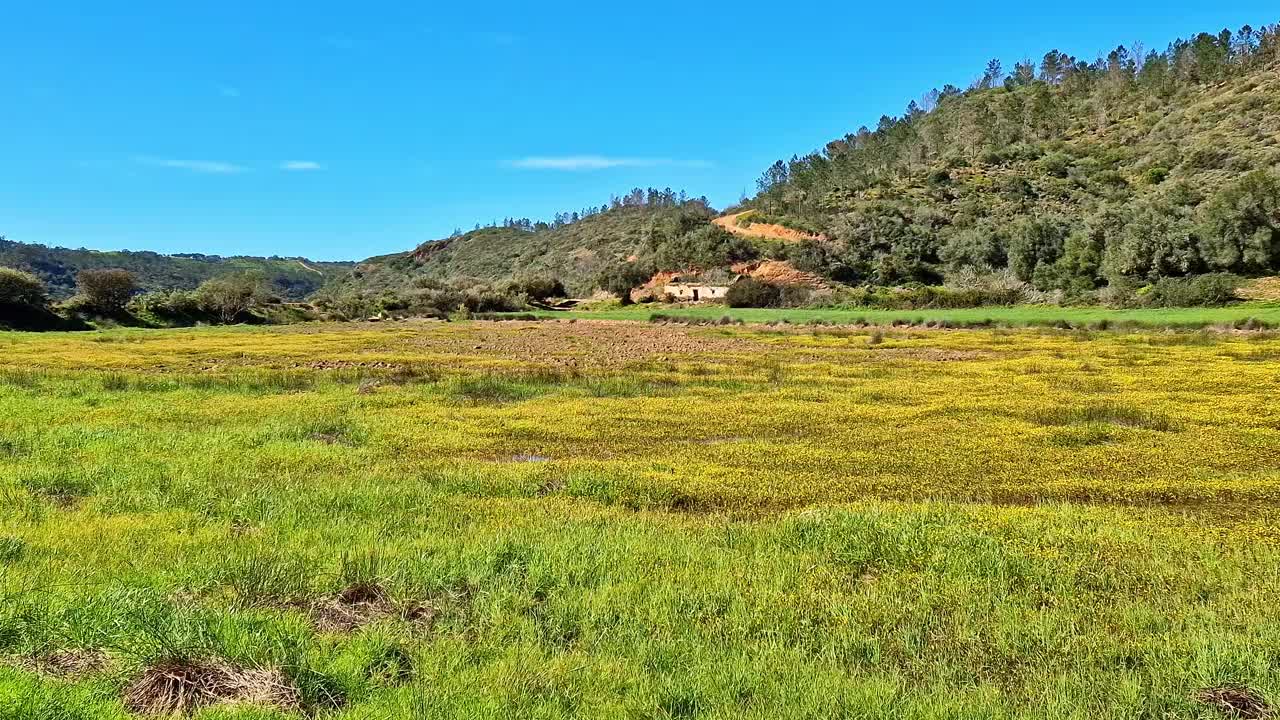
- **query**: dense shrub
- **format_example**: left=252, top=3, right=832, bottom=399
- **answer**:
left=506, top=276, right=566, bottom=301
left=833, top=284, right=1027, bottom=310
left=405, top=288, right=461, bottom=318
left=1142, top=274, right=1242, bottom=307
left=323, top=292, right=380, bottom=321
left=1040, top=152, right=1074, bottom=178
left=1198, top=170, right=1280, bottom=274
left=829, top=202, right=947, bottom=285
left=778, top=286, right=814, bottom=307
left=1143, top=166, right=1170, bottom=185
left=784, top=240, right=852, bottom=281
left=196, top=272, right=269, bottom=323
left=75, top=268, right=138, bottom=313
left=0, top=268, right=91, bottom=330
left=652, top=225, right=758, bottom=272
left=1101, top=199, right=1200, bottom=280
left=736, top=212, right=825, bottom=237
left=318, top=276, right=539, bottom=321
left=597, top=262, right=654, bottom=306
left=1007, top=216, right=1070, bottom=285
left=0, top=267, right=47, bottom=306
left=130, top=290, right=203, bottom=323
left=461, top=288, right=521, bottom=313
left=940, top=225, right=1008, bottom=272
left=726, top=279, right=783, bottom=308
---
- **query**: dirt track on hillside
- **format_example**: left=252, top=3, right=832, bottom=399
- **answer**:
left=713, top=212, right=824, bottom=243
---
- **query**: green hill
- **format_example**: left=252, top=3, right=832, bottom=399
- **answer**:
left=741, top=22, right=1280, bottom=296
left=338, top=194, right=730, bottom=297
left=0, top=238, right=353, bottom=300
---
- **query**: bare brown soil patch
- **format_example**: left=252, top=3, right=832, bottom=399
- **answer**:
left=1195, top=686, right=1273, bottom=719
left=732, top=260, right=831, bottom=290
left=410, top=320, right=764, bottom=369
left=714, top=212, right=825, bottom=243
left=869, top=348, right=993, bottom=362
left=124, top=661, right=300, bottom=716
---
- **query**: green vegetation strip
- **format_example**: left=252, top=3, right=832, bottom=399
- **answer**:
left=527, top=303, right=1280, bottom=328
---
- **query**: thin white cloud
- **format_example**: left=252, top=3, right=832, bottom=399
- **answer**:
left=507, top=155, right=711, bottom=171
left=280, top=160, right=325, bottom=172
left=218, top=85, right=241, bottom=98
left=136, top=156, right=247, bottom=174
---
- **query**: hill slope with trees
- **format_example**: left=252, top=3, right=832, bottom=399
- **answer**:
left=0, top=238, right=353, bottom=300
left=332, top=189, right=757, bottom=300
left=743, top=21, right=1280, bottom=299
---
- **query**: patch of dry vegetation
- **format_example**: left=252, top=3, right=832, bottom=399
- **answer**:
left=123, top=661, right=299, bottom=716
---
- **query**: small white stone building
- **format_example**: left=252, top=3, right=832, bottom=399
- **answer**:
left=662, top=283, right=731, bottom=302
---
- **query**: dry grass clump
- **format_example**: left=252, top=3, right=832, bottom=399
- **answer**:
left=1237, top=277, right=1280, bottom=302
left=8, top=649, right=110, bottom=679
left=124, top=660, right=300, bottom=716
left=308, top=582, right=435, bottom=634
left=1195, top=686, right=1274, bottom=719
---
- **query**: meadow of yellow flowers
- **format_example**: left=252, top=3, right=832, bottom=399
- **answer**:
left=0, top=320, right=1277, bottom=718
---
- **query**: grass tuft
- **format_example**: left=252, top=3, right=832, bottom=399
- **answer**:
left=215, top=552, right=313, bottom=607
left=0, top=537, right=25, bottom=565
left=21, top=469, right=95, bottom=505
left=1028, top=403, right=1181, bottom=432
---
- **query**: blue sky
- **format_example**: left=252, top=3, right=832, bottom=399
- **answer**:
left=2, top=2, right=1274, bottom=260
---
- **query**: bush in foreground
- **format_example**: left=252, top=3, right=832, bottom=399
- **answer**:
left=75, top=269, right=138, bottom=314
left=0, top=267, right=48, bottom=307
left=196, top=272, right=270, bottom=323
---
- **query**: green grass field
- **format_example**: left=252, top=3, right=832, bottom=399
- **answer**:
left=528, top=302, right=1280, bottom=329
left=2, top=320, right=1279, bottom=718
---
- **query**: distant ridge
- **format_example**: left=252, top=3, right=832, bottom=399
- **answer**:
left=0, top=237, right=354, bottom=300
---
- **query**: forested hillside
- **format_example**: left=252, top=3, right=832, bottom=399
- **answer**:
left=0, top=238, right=353, bottom=300
left=745, top=22, right=1280, bottom=296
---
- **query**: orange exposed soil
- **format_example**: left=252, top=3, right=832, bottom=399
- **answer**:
left=733, top=260, right=831, bottom=291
